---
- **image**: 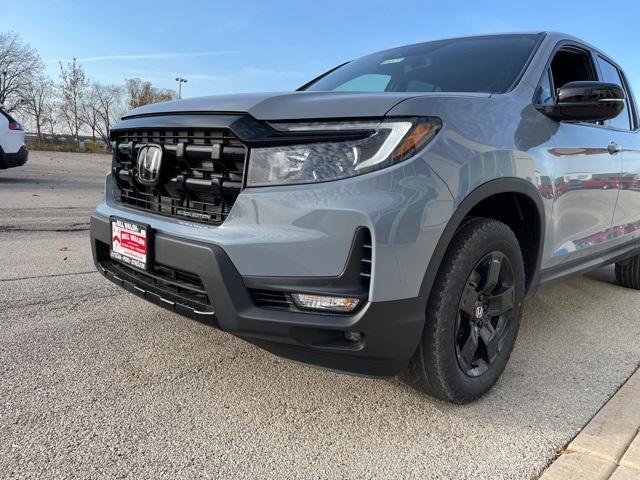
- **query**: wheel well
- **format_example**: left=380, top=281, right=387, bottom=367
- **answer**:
left=466, top=192, right=541, bottom=292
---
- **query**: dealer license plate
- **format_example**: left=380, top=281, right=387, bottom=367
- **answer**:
left=110, top=218, right=149, bottom=270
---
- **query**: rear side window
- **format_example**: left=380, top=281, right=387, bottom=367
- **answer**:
left=596, top=56, right=633, bottom=131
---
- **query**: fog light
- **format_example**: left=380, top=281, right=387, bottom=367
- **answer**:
left=291, top=293, right=360, bottom=313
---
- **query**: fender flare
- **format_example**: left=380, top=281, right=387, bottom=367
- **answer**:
left=418, top=177, right=545, bottom=304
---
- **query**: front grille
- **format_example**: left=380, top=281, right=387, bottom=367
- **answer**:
left=111, top=128, right=247, bottom=225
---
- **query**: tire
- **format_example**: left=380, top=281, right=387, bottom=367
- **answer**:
left=402, top=217, right=525, bottom=404
left=615, top=256, right=640, bottom=289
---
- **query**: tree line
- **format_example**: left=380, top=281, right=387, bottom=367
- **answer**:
left=0, top=31, right=178, bottom=146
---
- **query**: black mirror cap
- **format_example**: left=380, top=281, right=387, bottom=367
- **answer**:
left=537, top=81, right=625, bottom=122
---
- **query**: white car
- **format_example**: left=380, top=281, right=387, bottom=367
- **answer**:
left=0, top=106, right=28, bottom=170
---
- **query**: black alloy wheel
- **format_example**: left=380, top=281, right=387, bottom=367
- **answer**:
left=455, top=252, right=515, bottom=377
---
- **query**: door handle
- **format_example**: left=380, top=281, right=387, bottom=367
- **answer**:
left=608, top=142, right=622, bottom=154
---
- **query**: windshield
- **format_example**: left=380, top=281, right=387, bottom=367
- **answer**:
left=303, top=34, right=542, bottom=94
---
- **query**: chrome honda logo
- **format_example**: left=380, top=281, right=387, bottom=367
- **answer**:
left=137, top=144, right=163, bottom=185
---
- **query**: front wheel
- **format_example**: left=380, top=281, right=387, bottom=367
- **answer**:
left=403, top=217, right=525, bottom=404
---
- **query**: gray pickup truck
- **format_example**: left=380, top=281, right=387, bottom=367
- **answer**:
left=91, top=32, right=640, bottom=403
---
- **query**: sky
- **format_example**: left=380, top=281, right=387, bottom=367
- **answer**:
left=3, top=0, right=640, bottom=100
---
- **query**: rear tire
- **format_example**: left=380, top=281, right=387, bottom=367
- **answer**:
left=615, top=256, right=640, bottom=290
left=402, top=217, right=525, bottom=404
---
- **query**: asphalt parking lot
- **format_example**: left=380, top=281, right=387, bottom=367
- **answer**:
left=1, top=151, right=640, bottom=479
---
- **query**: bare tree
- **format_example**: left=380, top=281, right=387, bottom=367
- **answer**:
left=81, top=86, right=99, bottom=140
left=0, top=31, right=44, bottom=112
left=58, top=58, right=88, bottom=144
left=125, top=78, right=177, bottom=109
left=43, top=104, right=58, bottom=137
left=21, top=74, right=54, bottom=140
left=92, top=82, right=126, bottom=145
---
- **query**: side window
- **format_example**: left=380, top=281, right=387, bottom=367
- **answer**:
left=595, top=56, right=632, bottom=131
left=549, top=49, right=596, bottom=89
left=537, top=69, right=554, bottom=105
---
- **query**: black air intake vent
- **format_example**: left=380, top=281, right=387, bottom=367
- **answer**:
left=251, top=289, right=295, bottom=310
left=101, top=258, right=211, bottom=310
left=360, top=229, right=372, bottom=289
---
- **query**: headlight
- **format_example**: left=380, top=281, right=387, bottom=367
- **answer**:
left=246, top=117, right=441, bottom=187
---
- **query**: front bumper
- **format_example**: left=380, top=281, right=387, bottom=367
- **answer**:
left=90, top=214, right=425, bottom=377
left=0, top=146, right=28, bottom=169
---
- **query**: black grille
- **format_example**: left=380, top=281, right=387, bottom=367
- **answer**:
left=251, top=289, right=295, bottom=310
left=101, top=258, right=212, bottom=311
left=111, top=128, right=247, bottom=225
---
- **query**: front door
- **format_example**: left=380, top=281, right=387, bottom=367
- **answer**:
left=541, top=46, right=623, bottom=265
left=550, top=123, right=621, bottom=260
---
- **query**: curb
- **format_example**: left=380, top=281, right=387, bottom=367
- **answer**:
left=540, top=368, right=640, bottom=480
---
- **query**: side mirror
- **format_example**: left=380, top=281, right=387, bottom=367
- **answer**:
left=537, top=81, right=625, bottom=122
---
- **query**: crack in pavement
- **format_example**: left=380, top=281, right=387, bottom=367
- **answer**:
left=0, top=225, right=90, bottom=233
left=0, top=207, right=93, bottom=211
left=2, top=290, right=126, bottom=311
left=0, top=270, right=98, bottom=283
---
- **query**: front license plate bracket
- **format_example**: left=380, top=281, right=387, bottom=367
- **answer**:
left=110, top=217, right=152, bottom=271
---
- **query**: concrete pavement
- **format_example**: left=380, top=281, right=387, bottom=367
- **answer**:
left=1, top=151, right=640, bottom=479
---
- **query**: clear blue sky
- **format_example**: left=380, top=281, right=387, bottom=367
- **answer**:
left=4, top=0, right=640, bottom=99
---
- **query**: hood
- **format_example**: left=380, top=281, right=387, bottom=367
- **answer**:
left=122, top=91, right=430, bottom=121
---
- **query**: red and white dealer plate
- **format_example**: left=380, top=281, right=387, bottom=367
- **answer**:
left=110, top=218, right=149, bottom=270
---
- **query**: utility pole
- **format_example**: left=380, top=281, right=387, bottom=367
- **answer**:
left=176, top=77, right=187, bottom=99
